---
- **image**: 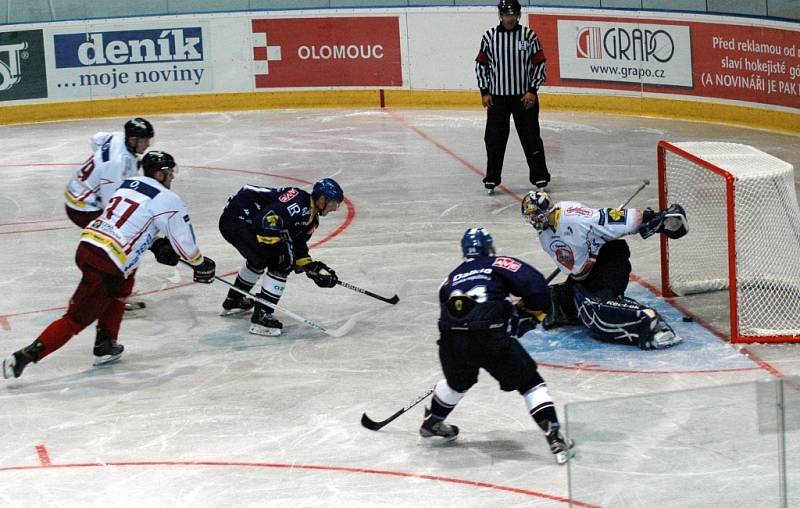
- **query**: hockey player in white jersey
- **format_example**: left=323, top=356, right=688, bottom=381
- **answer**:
left=64, top=118, right=154, bottom=228
left=2, top=151, right=216, bottom=380
left=521, top=191, right=688, bottom=350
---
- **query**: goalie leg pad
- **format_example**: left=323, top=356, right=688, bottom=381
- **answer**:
left=573, top=285, right=654, bottom=346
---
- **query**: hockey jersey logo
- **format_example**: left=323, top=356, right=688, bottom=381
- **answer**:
left=550, top=240, right=575, bottom=270
left=565, top=206, right=592, bottom=217
left=279, top=189, right=298, bottom=203
left=492, top=257, right=521, bottom=272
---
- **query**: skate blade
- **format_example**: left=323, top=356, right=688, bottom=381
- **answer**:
left=93, top=353, right=123, bottom=366
left=554, top=450, right=569, bottom=464
left=124, top=301, right=146, bottom=312
left=249, top=324, right=281, bottom=337
left=220, top=307, right=253, bottom=317
left=2, top=357, right=17, bottom=379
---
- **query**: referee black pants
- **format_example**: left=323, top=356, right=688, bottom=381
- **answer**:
left=483, top=94, right=548, bottom=187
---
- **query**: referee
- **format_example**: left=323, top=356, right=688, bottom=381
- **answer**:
left=476, top=0, right=549, bottom=194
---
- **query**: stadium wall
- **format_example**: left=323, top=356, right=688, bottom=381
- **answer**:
left=0, top=8, right=797, bottom=134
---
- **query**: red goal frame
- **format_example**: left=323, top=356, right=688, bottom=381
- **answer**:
left=658, top=140, right=800, bottom=344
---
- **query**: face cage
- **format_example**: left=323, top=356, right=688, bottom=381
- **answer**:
left=524, top=210, right=549, bottom=232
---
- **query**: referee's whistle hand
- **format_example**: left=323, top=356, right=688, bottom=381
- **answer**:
left=482, top=95, right=493, bottom=108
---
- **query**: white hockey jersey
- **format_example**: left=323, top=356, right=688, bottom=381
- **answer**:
left=538, top=201, right=641, bottom=279
left=64, top=132, right=139, bottom=213
left=80, top=176, right=204, bottom=277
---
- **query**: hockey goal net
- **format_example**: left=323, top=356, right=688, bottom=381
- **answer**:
left=658, top=141, right=800, bottom=343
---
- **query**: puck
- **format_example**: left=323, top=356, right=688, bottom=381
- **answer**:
left=682, top=316, right=693, bottom=322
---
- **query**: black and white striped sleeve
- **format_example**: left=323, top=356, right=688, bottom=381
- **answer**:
left=526, top=28, right=547, bottom=93
left=475, top=28, right=494, bottom=96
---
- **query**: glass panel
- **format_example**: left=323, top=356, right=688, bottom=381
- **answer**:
left=707, top=0, right=767, bottom=16
left=566, top=380, right=786, bottom=506
left=784, top=377, right=800, bottom=506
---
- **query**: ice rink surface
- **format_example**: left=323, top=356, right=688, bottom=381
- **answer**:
left=1, top=108, right=799, bottom=507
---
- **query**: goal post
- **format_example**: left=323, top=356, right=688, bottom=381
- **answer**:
left=658, top=140, right=800, bottom=344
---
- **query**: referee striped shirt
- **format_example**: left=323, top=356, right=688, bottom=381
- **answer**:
left=475, top=23, right=546, bottom=96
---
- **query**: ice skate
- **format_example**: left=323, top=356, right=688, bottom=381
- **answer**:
left=124, top=300, right=146, bottom=312
left=641, top=320, right=683, bottom=350
left=419, top=407, right=459, bottom=441
left=533, top=178, right=550, bottom=190
left=221, top=294, right=255, bottom=316
left=545, top=422, right=574, bottom=465
left=484, top=182, right=496, bottom=195
left=93, top=329, right=124, bottom=366
left=3, top=341, right=43, bottom=379
left=3, top=352, right=30, bottom=379
left=250, top=308, right=283, bottom=337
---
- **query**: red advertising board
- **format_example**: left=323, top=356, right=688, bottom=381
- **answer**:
left=533, top=14, right=800, bottom=109
left=251, top=17, right=402, bottom=88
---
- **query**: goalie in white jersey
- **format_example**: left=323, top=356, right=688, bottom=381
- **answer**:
left=64, top=118, right=154, bottom=228
left=3, top=151, right=216, bottom=380
left=521, top=191, right=688, bottom=350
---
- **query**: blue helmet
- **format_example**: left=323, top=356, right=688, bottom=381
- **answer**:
left=461, top=228, right=495, bottom=258
left=312, top=178, right=344, bottom=203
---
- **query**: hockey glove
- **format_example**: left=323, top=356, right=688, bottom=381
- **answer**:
left=639, top=204, right=689, bottom=240
left=193, top=257, right=216, bottom=284
left=149, top=238, right=180, bottom=266
left=304, top=260, right=338, bottom=288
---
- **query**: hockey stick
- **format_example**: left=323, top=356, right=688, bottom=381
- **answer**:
left=361, top=387, right=434, bottom=431
left=181, top=261, right=357, bottom=338
left=544, top=179, right=650, bottom=284
left=337, top=280, right=399, bottom=305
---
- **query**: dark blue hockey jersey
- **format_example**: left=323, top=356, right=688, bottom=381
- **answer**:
left=224, top=185, right=319, bottom=263
left=439, top=256, right=549, bottom=331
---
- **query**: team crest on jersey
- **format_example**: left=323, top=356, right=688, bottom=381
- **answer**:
left=263, top=213, right=281, bottom=227
left=492, top=257, right=521, bottom=272
left=279, top=189, right=299, bottom=203
left=607, top=208, right=626, bottom=223
left=550, top=240, right=575, bottom=270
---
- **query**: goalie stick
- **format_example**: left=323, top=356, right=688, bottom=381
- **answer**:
left=337, top=280, right=399, bottom=305
left=180, top=261, right=357, bottom=338
left=361, top=388, right=434, bottom=431
left=544, top=179, right=650, bottom=284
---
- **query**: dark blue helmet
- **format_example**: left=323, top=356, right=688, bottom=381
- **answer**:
left=461, top=228, right=495, bottom=258
left=312, top=178, right=344, bottom=203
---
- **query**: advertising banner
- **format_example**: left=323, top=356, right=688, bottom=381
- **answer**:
left=251, top=17, right=402, bottom=88
left=48, top=23, right=213, bottom=98
left=556, top=20, right=692, bottom=88
left=0, top=30, right=48, bottom=102
left=535, top=14, right=800, bottom=109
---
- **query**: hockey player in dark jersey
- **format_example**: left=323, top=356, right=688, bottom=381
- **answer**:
left=218, top=178, right=343, bottom=336
left=421, top=227, right=573, bottom=464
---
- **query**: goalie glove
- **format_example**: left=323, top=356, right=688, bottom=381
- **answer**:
left=303, top=260, right=338, bottom=288
left=639, top=204, right=688, bottom=240
left=149, top=238, right=180, bottom=266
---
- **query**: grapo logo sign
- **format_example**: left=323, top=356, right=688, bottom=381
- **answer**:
left=0, top=41, right=28, bottom=91
left=576, top=26, right=675, bottom=63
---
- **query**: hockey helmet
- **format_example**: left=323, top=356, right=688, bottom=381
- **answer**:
left=521, top=190, right=552, bottom=232
left=461, top=228, right=495, bottom=258
left=312, top=178, right=344, bottom=203
left=497, top=0, right=521, bottom=16
left=124, top=117, right=154, bottom=139
left=141, top=150, right=176, bottom=177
